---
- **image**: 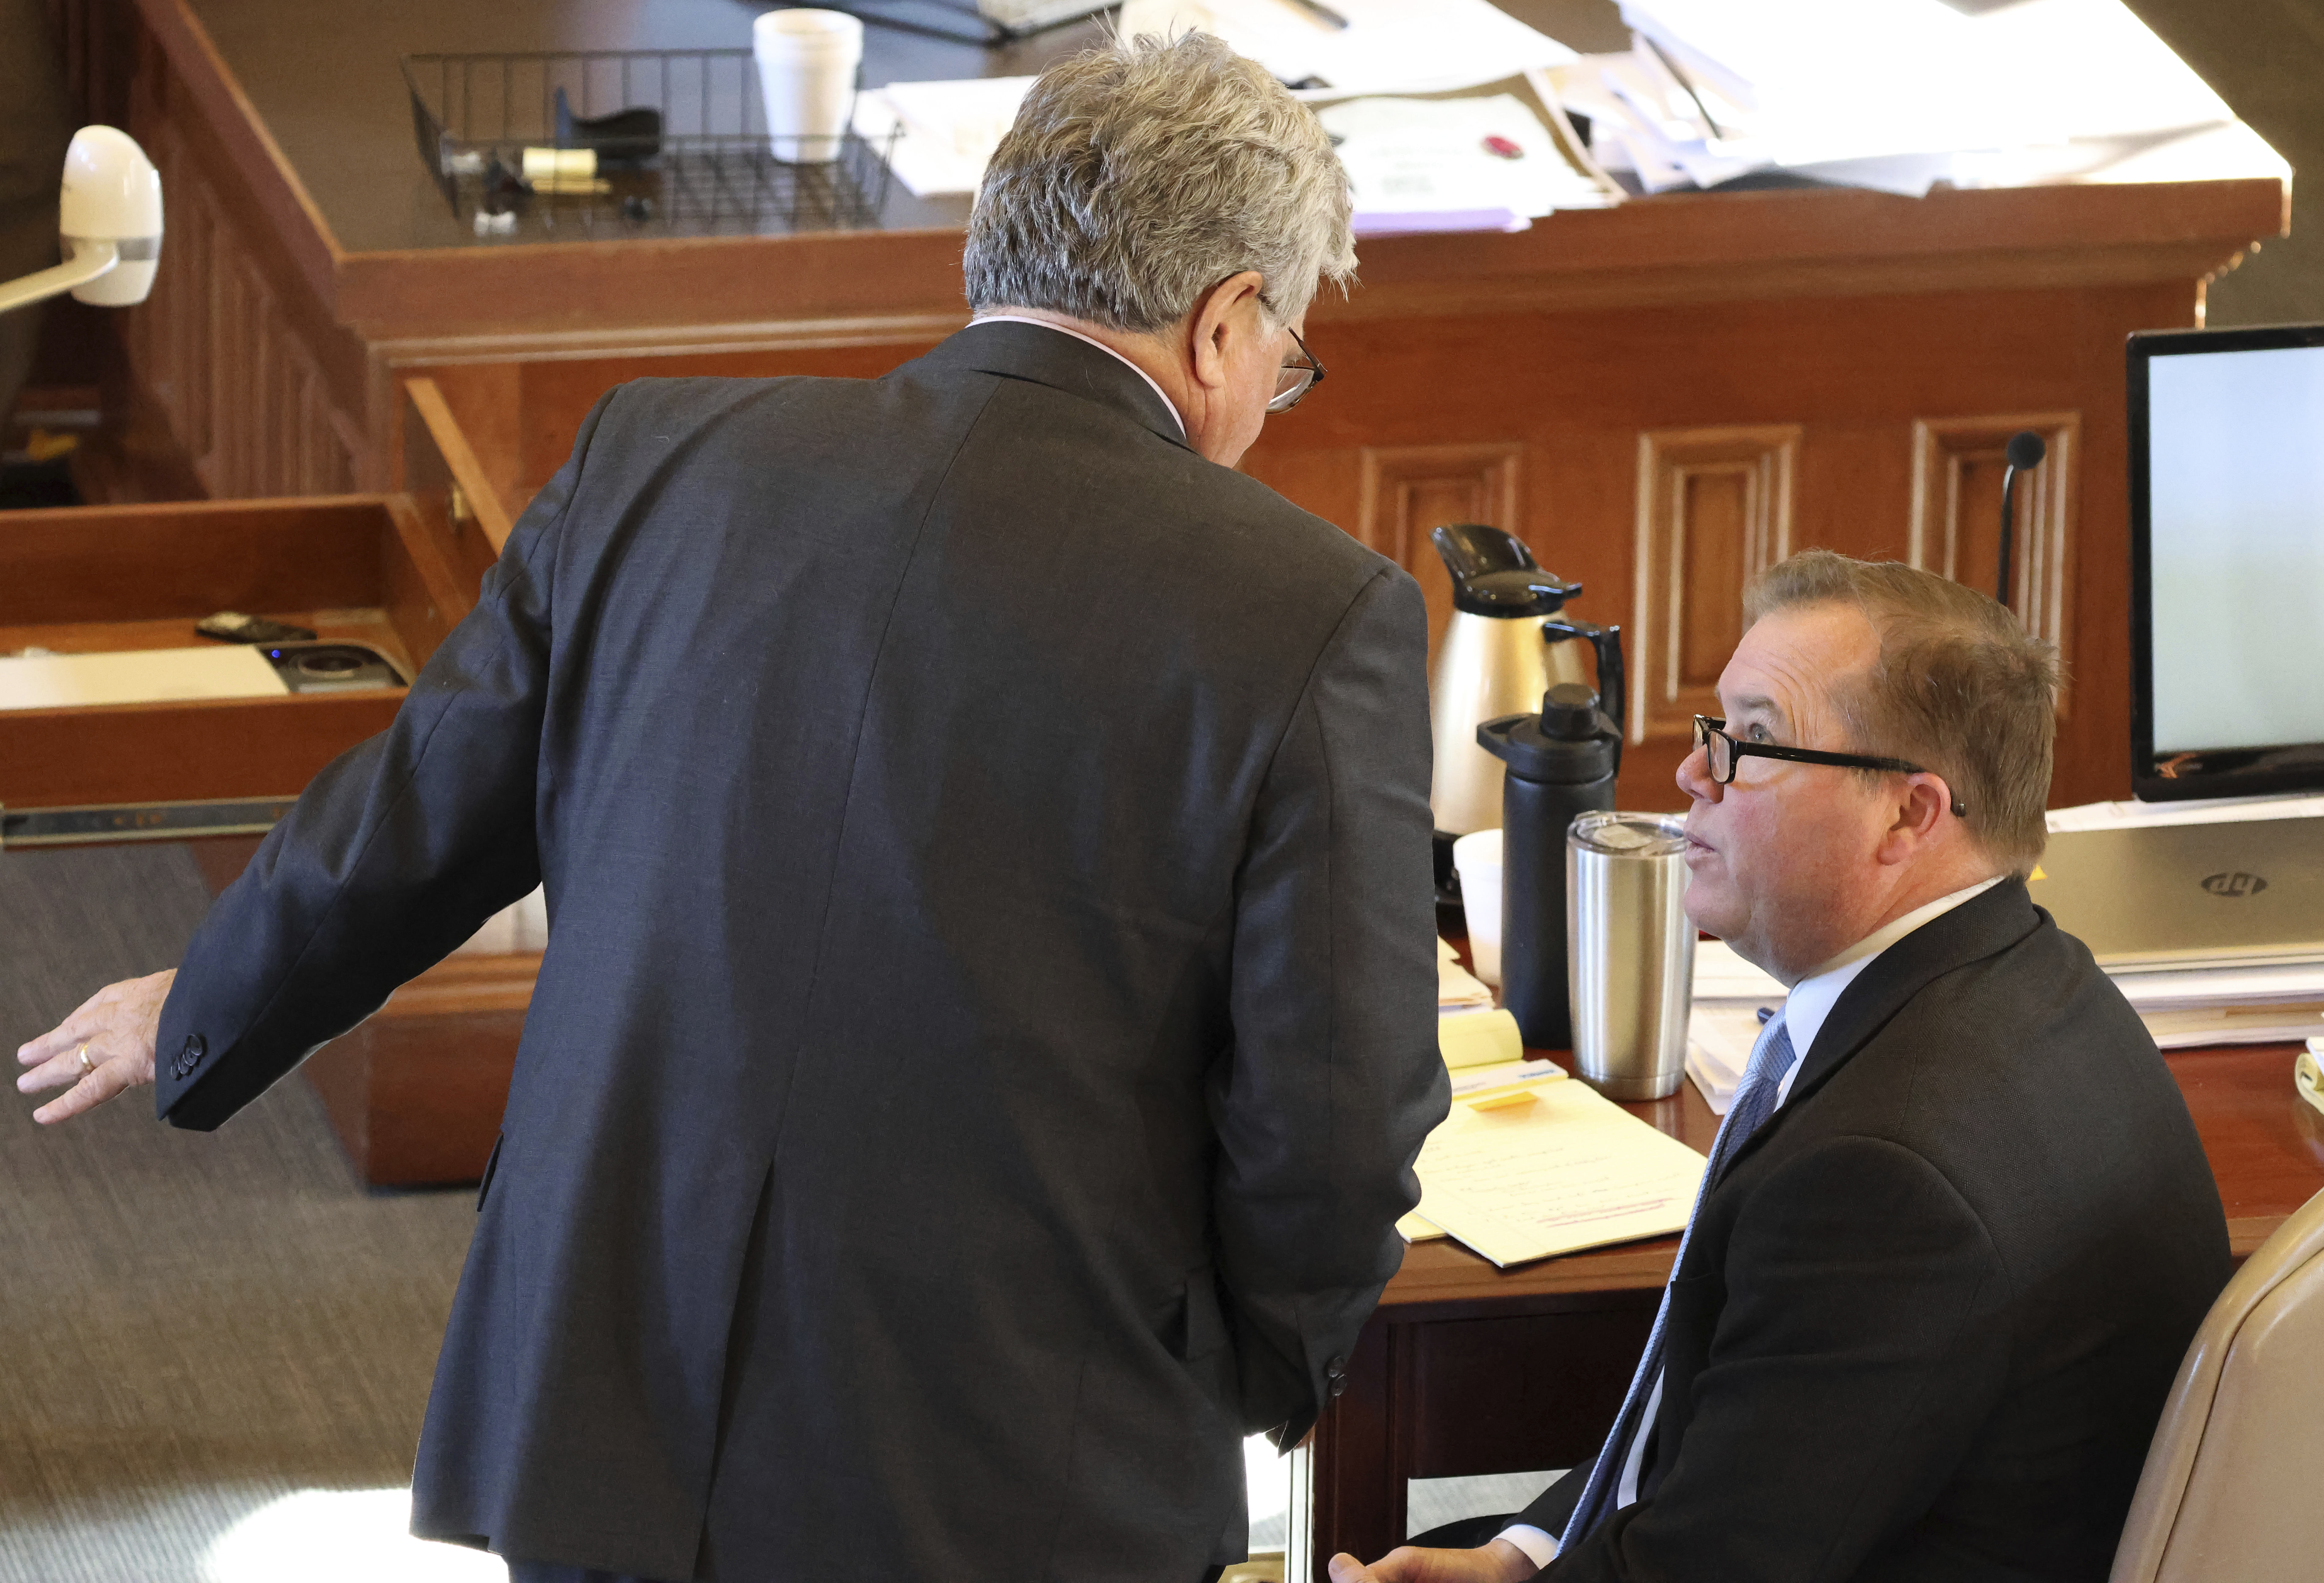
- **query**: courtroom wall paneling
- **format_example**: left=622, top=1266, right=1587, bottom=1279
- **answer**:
left=1240, top=283, right=2198, bottom=809
left=1355, top=441, right=1524, bottom=665
left=1632, top=423, right=1801, bottom=747
left=1910, top=411, right=2081, bottom=714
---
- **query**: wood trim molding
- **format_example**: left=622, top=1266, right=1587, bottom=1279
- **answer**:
left=1908, top=411, right=2080, bottom=711
left=376, top=312, right=971, bottom=369
left=404, top=377, right=517, bottom=566
left=1632, top=425, right=1799, bottom=742
left=1356, top=442, right=1524, bottom=663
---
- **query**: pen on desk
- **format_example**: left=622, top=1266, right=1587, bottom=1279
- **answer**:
left=1283, top=0, right=1349, bottom=30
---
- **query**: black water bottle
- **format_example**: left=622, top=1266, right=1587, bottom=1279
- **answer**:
left=1477, top=682, right=1620, bottom=1049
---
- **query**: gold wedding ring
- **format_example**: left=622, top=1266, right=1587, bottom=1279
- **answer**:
left=76, top=1042, right=92, bottom=1075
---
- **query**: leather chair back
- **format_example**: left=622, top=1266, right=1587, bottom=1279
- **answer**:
left=2110, top=1186, right=2324, bottom=1583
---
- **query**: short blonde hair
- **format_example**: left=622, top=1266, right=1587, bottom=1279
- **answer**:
left=1744, top=551, right=2059, bottom=875
left=962, top=32, right=1357, bottom=332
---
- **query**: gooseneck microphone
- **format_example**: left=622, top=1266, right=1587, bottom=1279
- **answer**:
left=1997, top=429, right=2047, bottom=609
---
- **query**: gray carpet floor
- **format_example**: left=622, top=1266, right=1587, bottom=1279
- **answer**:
left=0, top=844, right=486, bottom=1582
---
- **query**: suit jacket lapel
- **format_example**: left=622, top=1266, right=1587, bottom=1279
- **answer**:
left=913, top=320, right=1191, bottom=450
left=1722, top=879, right=2044, bottom=1178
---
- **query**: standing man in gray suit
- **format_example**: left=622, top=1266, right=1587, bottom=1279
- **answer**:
left=18, top=34, right=1449, bottom=1582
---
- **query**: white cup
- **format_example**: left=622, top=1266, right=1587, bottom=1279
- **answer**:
left=752, top=9, right=863, bottom=165
left=1452, top=829, right=1505, bottom=987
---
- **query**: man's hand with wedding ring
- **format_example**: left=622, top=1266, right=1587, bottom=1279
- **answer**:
left=15, top=970, right=176, bottom=1124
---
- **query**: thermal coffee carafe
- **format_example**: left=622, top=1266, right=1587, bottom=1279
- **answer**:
left=1477, top=681, right=1621, bottom=1050
left=1428, top=525, right=1625, bottom=893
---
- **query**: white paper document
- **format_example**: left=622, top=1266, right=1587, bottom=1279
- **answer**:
left=1319, top=91, right=1615, bottom=234
left=1584, top=0, right=2281, bottom=198
left=1118, top=0, right=1577, bottom=96
left=1412, top=1077, right=1705, bottom=1267
left=0, top=645, right=288, bottom=711
left=853, top=77, right=1036, bottom=198
left=1401, top=1059, right=1572, bottom=1243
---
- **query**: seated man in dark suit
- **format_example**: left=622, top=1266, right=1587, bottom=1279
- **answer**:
left=18, top=33, right=1448, bottom=1583
left=1336, top=552, right=2231, bottom=1583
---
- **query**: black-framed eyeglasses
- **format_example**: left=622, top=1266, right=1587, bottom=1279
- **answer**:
left=1268, top=328, right=1326, bottom=413
left=1693, top=716, right=1968, bottom=817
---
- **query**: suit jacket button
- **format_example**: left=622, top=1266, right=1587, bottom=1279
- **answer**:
left=173, top=1034, right=205, bottom=1078
left=1325, top=1355, right=1347, bottom=1380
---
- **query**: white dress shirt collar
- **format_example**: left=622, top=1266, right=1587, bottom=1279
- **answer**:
left=1773, top=875, right=2004, bottom=1103
left=968, top=314, right=1188, bottom=438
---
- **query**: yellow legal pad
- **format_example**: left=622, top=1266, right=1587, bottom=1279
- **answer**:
left=1402, top=1065, right=1707, bottom=1267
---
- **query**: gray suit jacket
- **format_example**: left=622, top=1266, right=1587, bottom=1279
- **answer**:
left=154, top=322, right=1450, bottom=1579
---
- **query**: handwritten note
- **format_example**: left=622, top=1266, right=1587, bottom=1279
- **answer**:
left=1412, top=1079, right=1705, bottom=1267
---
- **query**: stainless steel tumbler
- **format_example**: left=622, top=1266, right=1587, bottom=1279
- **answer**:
left=1566, top=810, right=1695, bottom=1100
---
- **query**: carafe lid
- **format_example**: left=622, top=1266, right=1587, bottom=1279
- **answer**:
left=1476, top=682, right=1619, bottom=781
left=1431, top=523, right=1581, bottom=618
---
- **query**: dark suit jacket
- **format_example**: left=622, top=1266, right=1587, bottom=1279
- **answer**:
left=153, top=322, right=1450, bottom=1579
left=1519, top=880, right=2229, bottom=1582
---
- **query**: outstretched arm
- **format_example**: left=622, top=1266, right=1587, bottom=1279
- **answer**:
left=16, top=388, right=615, bottom=1134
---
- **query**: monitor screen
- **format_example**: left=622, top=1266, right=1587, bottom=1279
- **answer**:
left=2130, top=326, right=2324, bottom=800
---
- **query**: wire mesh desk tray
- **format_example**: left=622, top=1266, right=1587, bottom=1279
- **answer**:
left=403, top=50, right=900, bottom=240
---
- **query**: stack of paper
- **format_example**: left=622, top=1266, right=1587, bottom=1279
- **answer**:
left=1116, top=0, right=1577, bottom=97
left=853, top=0, right=1617, bottom=220
left=1402, top=1057, right=1705, bottom=1266
left=1438, top=937, right=1525, bottom=1070
left=1317, top=83, right=1619, bottom=236
left=851, top=77, right=1035, bottom=199
left=1554, top=0, right=2281, bottom=198
left=1685, top=792, right=2324, bottom=1111
left=1399, top=1058, right=1569, bottom=1242
left=1685, top=944, right=1781, bottom=1115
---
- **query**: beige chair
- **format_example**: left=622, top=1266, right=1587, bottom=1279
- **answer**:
left=2111, top=1187, right=2324, bottom=1583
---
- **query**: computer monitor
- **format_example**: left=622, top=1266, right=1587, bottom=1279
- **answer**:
left=2128, top=324, right=2324, bottom=801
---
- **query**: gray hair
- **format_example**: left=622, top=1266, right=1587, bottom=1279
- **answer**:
left=962, top=32, right=1357, bottom=332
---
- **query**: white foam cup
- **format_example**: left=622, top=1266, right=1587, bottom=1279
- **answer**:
left=1452, top=828, right=1506, bottom=987
left=752, top=9, right=863, bottom=164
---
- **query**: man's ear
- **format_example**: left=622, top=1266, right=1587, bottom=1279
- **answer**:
left=1187, top=270, right=1266, bottom=392
left=1877, top=774, right=1953, bottom=864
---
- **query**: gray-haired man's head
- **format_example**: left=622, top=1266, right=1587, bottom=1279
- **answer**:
left=964, top=33, right=1357, bottom=332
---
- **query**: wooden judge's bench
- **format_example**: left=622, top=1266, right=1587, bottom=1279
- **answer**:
left=7, top=0, right=2309, bottom=1572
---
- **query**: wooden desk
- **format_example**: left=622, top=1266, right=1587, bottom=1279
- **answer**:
left=1295, top=1041, right=2324, bottom=1579
left=55, top=0, right=2287, bottom=812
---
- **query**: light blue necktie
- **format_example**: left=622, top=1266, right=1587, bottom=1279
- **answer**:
left=1558, top=1013, right=1799, bottom=1547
